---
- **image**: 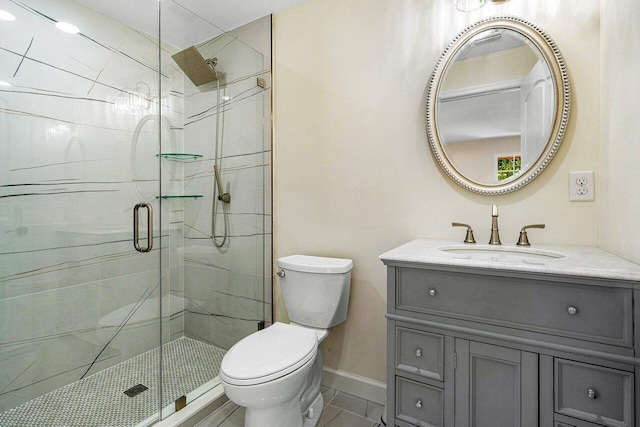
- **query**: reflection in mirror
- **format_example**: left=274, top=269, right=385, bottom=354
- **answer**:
left=438, top=28, right=555, bottom=185
left=426, top=17, right=571, bottom=195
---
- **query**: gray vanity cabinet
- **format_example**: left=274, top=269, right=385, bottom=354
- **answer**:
left=454, top=340, right=538, bottom=427
left=384, top=263, right=639, bottom=427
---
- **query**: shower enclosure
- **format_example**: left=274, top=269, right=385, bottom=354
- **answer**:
left=0, top=0, right=272, bottom=425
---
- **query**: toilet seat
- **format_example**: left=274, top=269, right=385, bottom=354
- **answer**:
left=220, top=322, right=318, bottom=386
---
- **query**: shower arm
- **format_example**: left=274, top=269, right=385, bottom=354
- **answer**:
left=214, top=164, right=231, bottom=203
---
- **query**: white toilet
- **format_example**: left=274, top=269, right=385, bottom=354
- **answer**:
left=220, top=254, right=353, bottom=427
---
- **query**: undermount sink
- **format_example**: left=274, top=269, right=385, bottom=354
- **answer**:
left=438, top=244, right=566, bottom=262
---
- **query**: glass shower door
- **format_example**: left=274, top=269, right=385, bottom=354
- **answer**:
left=0, top=0, right=164, bottom=425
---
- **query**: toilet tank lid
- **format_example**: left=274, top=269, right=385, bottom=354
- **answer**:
left=278, top=255, right=353, bottom=274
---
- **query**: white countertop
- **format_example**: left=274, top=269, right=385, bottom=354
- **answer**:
left=379, top=239, right=640, bottom=282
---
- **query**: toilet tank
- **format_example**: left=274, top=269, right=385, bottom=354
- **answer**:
left=277, top=255, right=353, bottom=329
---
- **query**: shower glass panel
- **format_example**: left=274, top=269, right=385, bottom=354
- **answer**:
left=0, top=0, right=164, bottom=425
left=161, top=13, right=272, bottom=417
left=182, top=31, right=269, bottom=349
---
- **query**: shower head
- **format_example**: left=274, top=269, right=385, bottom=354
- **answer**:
left=171, top=46, right=218, bottom=86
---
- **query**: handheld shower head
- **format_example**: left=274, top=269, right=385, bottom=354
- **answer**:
left=214, top=165, right=230, bottom=204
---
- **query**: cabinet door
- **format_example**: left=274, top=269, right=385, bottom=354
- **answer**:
left=454, top=340, right=538, bottom=427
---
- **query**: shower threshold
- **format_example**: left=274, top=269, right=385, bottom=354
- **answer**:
left=0, top=337, right=226, bottom=427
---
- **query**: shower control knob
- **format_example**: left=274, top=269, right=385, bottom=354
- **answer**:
left=277, top=270, right=285, bottom=278
left=415, top=400, right=422, bottom=409
left=587, top=389, right=597, bottom=399
left=415, top=349, right=422, bottom=357
left=567, top=306, right=578, bottom=315
left=429, top=289, right=436, bottom=297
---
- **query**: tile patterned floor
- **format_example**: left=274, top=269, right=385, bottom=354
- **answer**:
left=196, top=386, right=384, bottom=427
left=0, top=338, right=226, bottom=427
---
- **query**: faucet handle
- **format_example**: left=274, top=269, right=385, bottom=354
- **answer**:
left=452, top=223, right=476, bottom=244
left=517, top=224, right=546, bottom=246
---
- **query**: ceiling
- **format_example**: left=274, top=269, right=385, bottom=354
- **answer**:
left=76, top=0, right=311, bottom=48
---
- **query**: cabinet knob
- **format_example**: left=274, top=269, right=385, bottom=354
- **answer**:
left=429, top=289, right=436, bottom=297
left=587, top=389, right=597, bottom=399
left=415, top=399, right=422, bottom=408
left=415, top=349, right=422, bottom=357
left=567, top=306, right=578, bottom=315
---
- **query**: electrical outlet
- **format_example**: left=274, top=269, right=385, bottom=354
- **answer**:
left=569, top=171, right=594, bottom=201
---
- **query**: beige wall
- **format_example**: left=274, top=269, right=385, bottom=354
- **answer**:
left=600, top=0, right=640, bottom=264
left=274, top=0, right=602, bottom=383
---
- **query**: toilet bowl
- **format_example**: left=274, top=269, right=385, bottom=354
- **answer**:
left=220, top=322, right=322, bottom=426
left=220, top=255, right=352, bottom=427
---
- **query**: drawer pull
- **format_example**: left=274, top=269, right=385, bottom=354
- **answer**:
left=429, top=289, right=436, bottom=297
left=567, top=306, right=578, bottom=315
left=415, top=399, right=422, bottom=408
left=587, top=388, right=597, bottom=399
left=415, top=348, right=422, bottom=357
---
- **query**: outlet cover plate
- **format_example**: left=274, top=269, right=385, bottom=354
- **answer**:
left=569, top=171, right=594, bottom=201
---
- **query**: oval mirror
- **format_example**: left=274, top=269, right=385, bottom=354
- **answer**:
left=426, top=17, right=570, bottom=195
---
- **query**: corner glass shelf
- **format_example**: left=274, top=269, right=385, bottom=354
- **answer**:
left=157, top=195, right=203, bottom=199
left=157, top=153, right=203, bottom=160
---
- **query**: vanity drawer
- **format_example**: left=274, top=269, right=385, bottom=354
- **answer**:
left=396, top=376, right=443, bottom=427
left=396, top=268, right=633, bottom=347
left=555, top=359, right=634, bottom=427
left=396, top=327, right=444, bottom=381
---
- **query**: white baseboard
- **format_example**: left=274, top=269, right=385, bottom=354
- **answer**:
left=322, top=367, right=386, bottom=405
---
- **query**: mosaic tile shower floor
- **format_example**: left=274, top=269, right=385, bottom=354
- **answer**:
left=0, top=337, right=226, bottom=427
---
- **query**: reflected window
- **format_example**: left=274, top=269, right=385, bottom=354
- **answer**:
left=496, top=154, right=521, bottom=181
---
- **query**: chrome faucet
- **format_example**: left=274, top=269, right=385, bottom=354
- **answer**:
left=489, top=205, right=501, bottom=245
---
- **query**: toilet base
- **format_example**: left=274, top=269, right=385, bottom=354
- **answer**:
left=240, top=351, right=325, bottom=427
left=243, top=391, right=324, bottom=427
left=303, top=392, right=323, bottom=427
left=244, top=396, right=302, bottom=427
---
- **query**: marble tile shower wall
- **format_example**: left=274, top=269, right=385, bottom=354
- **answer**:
left=0, top=0, right=184, bottom=413
left=182, top=21, right=272, bottom=351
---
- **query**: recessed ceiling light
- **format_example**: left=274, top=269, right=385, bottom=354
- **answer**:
left=0, top=10, right=16, bottom=21
left=0, top=81, right=12, bottom=87
left=55, top=21, right=80, bottom=34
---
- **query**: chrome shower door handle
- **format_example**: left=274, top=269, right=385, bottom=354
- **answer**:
left=133, top=203, right=153, bottom=253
